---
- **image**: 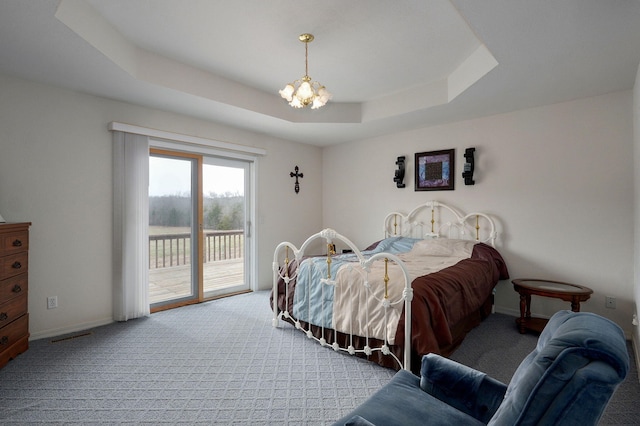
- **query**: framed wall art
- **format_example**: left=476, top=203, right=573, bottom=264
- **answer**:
left=415, top=149, right=455, bottom=191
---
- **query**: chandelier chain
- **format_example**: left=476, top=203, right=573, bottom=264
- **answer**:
left=305, top=41, right=309, bottom=78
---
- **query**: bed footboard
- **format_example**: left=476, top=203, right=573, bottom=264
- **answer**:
left=272, top=228, right=413, bottom=371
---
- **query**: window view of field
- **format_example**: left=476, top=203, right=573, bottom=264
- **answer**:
left=149, top=193, right=244, bottom=266
left=148, top=192, right=245, bottom=305
left=149, top=154, right=247, bottom=306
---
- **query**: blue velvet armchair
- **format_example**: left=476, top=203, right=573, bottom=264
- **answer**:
left=333, top=310, right=629, bottom=426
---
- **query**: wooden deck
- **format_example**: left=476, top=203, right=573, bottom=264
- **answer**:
left=149, top=258, right=244, bottom=304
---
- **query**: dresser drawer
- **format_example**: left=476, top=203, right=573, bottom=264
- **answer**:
left=0, top=223, right=30, bottom=368
left=0, top=314, right=29, bottom=354
left=0, top=230, right=29, bottom=255
left=0, top=274, right=27, bottom=302
left=0, top=292, right=27, bottom=328
left=0, top=252, right=28, bottom=280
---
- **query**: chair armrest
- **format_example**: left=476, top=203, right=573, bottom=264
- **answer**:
left=420, top=353, right=507, bottom=423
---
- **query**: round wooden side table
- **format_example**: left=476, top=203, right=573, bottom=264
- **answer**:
left=512, top=278, right=593, bottom=334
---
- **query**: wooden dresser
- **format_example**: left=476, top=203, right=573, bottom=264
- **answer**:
left=0, top=222, right=30, bottom=369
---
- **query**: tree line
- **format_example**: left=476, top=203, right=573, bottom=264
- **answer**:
left=149, top=194, right=244, bottom=230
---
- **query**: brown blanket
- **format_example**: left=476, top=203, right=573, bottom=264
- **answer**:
left=394, top=243, right=509, bottom=357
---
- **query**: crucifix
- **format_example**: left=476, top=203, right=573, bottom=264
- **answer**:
left=290, top=166, right=303, bottom=194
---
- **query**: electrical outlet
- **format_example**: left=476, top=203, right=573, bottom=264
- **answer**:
left=605, top=296, right=616, bottom=309
left=47, top=296, right=58, bottom=309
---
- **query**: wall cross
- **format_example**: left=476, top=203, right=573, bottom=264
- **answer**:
left=290, top=166, right=303, bottom=194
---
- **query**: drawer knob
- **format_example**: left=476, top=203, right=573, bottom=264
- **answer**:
left=12, top=284, right=22, bottom=293
left=0, top=312, right=7, bottom=322
left=12, top=239, right=23, bottom=247
left=11, top=261, right=22, bottom=269
left=0, top=336, right=8, bottom=346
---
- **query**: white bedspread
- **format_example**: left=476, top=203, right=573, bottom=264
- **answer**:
left=331, top=239, right=477, bottom=344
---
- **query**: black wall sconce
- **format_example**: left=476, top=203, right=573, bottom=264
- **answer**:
left=462, top=147, right=475, bottom=185
left=393, top=156, right=406, bottom=188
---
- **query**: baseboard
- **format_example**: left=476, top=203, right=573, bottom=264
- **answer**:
left=494, top=306, right=524, bottom=318
left=633, top=334, right=640, bottom=383
left=29, top=317, right=114, bottom=341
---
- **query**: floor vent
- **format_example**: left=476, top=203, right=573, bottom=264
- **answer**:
left=50, top=332, right=92, bottom=343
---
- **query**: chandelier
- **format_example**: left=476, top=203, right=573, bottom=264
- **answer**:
left=279, top=33, right=332, bottom=109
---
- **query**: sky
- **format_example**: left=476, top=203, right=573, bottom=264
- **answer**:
left=149, top=156, right=244, bottom=197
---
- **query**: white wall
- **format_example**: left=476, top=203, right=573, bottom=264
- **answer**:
left=0, top=73, right=323, bottom=339
left=323, top=90, right=636, bottom=336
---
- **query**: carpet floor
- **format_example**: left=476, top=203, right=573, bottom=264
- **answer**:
left=0, top=291, right=637, bottom=425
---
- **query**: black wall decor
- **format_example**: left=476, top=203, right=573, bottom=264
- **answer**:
left=462, top=147, right=475, bottom=185
left=290, top=166, right=303, bottom=194
left=393, top=156, right=406, bottom=188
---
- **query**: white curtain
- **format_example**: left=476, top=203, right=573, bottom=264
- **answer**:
left=112, top=131, right=150, bottom=321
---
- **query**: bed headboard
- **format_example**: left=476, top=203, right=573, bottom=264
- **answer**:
left=383, top=200, right=498, bottom=246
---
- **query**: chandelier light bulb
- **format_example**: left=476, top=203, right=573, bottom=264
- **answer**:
left=290, top=96, right=303, bottom=108
left=280, top=33, right=332, bottom=109
left=297, top=80, right=313, bottom=100
left=279, top=84, right=294, bottom=102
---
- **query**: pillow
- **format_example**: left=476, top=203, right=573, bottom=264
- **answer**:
left=412, top=238, right=477, bottom=257
left=363, top=237, right=421, bottom=254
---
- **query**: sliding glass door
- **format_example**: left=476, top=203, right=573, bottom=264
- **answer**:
left=148, top=149, right=251, bottom=310
left=202, top=157, right=249, bottom=298
left=148, top=151, right=199, bottom=308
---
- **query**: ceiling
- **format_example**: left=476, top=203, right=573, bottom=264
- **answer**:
left=1, top=0, right=640, bottom=146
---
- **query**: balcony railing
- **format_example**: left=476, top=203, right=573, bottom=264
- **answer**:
left=149, top=230, right=244, bottom=269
